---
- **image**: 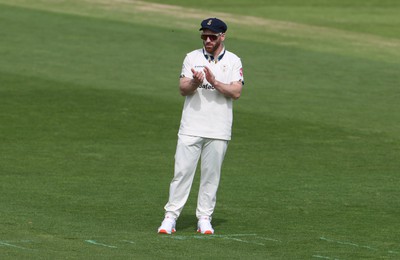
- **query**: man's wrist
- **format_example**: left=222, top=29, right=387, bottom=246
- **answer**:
left=211, top=79, right=219, bottom=88
left=191, top=79, right=200, bottom=87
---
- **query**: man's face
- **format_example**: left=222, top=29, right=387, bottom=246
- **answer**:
left=201, top=29, right=225, bottom=54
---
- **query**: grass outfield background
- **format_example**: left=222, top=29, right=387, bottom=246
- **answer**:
left=1, top=0, right=399, bottom=259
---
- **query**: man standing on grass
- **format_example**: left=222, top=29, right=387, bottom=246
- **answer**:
left=158, top=18, right=244, bottom=235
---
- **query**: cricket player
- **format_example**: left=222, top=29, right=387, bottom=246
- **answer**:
left=158, top=17, right=244, bottom=235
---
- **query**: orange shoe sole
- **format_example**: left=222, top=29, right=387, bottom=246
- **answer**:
left=158, top=229, right=176, bottom=234
left=197, top=229, right=213, bottom=235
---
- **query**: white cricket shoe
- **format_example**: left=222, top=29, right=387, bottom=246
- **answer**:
left=197, top=216, right=214, bottom=235
left=158, top=216, right=176, bottom=234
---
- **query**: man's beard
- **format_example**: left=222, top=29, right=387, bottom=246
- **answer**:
left=205, top=41, right=221, bottom=54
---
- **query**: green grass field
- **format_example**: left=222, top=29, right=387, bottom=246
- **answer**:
left=1, top=0, right=399, bottom=259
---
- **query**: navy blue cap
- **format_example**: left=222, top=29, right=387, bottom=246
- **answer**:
left=199, top=18, right=227, bottom=33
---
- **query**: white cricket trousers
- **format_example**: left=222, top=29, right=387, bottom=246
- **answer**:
left=164, top=134, right=228, bottom=220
